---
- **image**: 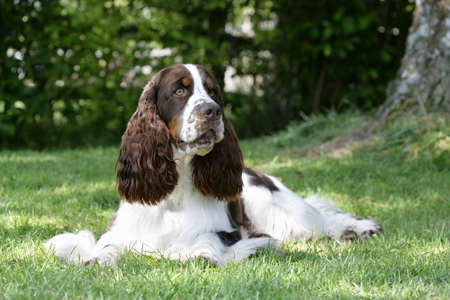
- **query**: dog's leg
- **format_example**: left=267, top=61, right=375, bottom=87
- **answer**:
left=223, top=237, right=276, bottom=263
left=132, top=233, right=275, bottom=266
left=303, top=194, right=383, bottom=240
left=87, top=244, right=120, bottom=268
left=320, top=210, right=383, bottom=241
left=45, top=230, right=122, bottom=267
left=131, top=233, right=226, bottom=265
left=242, top=176, right=326, bottom=240
left=242, top=173, right=382, bottom=241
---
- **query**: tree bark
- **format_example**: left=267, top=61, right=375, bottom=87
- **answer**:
left=373, top=0, right=450, bottom=127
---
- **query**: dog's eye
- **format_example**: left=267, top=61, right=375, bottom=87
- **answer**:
left=175, top=88, right=185, bottom=96
left=209, top=90, right=215, bottom=97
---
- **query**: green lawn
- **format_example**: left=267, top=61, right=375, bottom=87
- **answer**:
left=1, top=111, right=449, bottom=299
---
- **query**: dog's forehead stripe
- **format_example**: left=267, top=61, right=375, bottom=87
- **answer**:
left=183, top=64, right=207, bottom=96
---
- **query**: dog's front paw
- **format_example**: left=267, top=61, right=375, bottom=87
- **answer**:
left=84, top=256, right=117, bottom=268
left=87, top=244, right=119, bottom=268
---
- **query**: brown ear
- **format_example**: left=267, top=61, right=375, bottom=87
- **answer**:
left=116, top=77, right=178, bottom=205
left=191, top=118, right=244, bottom=202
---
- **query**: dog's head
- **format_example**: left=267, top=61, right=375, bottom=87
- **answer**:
left=116, top=64, right=243, bottom=205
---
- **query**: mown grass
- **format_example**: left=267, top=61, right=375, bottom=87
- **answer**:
left=1, top=110, right=449, bottom=299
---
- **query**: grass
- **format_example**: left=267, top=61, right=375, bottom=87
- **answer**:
left=1, top=110, right=450, bottom=299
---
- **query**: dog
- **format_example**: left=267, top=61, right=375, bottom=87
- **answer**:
left=45, top=64, right=382, bottom=267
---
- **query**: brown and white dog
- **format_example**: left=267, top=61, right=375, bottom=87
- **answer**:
left=45, top=64, right=382, bottom=267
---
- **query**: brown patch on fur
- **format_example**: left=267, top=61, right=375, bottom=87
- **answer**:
left=228, top=196, right=252, bottom=233
left=116, top=73, right=179, bottom=205
left=227, top=196, right=273, bottom=239
left=244, top=168, right=279, bottom=192
left=341, top=228, right=356, bottom=241
left=362, top=230, right=376, bottom=237
left=182, top=76, right=191, bottom=87
left=84, top=259, right=97, bottom=267
left=168, top=116, right=184, bottom=142
left=103, top=213, right=117, bottom=235
left=197, top=255, right=218, bottom=267
left=206, top=77, right=213, bottom=90
left=366, top=223, right=383, bottom=235
left=191, top=117, right=243, bottom=202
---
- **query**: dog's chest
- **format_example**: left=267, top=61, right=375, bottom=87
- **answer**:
left=158, top=177, right=233, bottom=237
left=113, top=167, right=234, bottom=244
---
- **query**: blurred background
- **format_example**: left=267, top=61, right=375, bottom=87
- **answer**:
left=0, top=0, right=415, bottom=149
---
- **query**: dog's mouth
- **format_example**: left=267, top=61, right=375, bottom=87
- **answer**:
left=177, top=129, right=216, bottom=150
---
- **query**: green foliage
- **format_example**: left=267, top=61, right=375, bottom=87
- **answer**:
left=0, top=0, right=414, bottom=148
left=1, top=0, right=147, bottom=148
left=232, top=0, right=414, bottom=136
left=1, top=111, right=450, bottom=298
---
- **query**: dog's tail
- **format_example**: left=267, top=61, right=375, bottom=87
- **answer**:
left=44, top=230, right=96, bottom=264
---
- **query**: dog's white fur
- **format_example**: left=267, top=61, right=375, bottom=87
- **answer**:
left=45, top=64, right=381, bottom=267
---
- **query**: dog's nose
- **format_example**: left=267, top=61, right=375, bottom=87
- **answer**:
left=200, top=103, right=222, bottom=121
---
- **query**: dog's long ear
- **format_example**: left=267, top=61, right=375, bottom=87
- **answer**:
left=191, top=117, right=244, bottom=202
left=116, top=76, right=178, bottom=205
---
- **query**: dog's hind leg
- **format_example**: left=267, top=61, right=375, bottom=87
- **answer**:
left=242, top=171, right=382, bottom=241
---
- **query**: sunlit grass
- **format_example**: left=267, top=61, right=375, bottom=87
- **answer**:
left=1, top=111, right=449, bottom=299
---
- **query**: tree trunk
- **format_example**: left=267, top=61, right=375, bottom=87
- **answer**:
left=373, top=0, right=450, bottom=127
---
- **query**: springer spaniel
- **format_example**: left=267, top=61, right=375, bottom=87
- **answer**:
left=45, top=64, right=382, bottom=267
